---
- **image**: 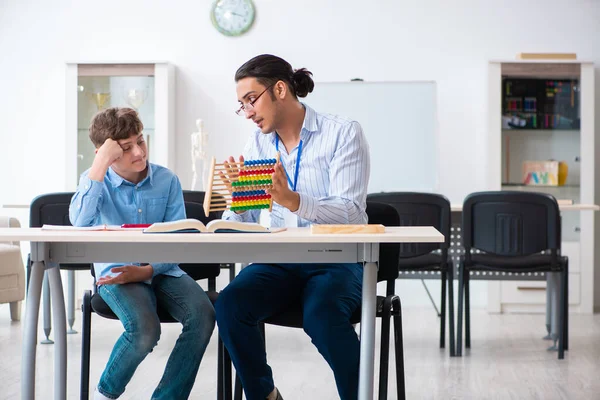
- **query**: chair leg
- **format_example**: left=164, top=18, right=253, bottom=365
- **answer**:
left=218, top=337, right=224, bottom=400
left=440, top=270, right=447, bottom=349
left=229, top=264, right=235, bottom=283
left=558, top=268, right=567, bottom=360
left=456, top=262, right=465, bottom=357
left=41, top=271, right=53, bottom=344
left=378, top=297, right=394, bottom=400
left=9, top=301, right=22, bottom=321
left=391, top=296, right=406, bottom=400
left=447, top=264, right=456, bottom=357
left=564, top=260, right=569, bottom=351
left=68, top=270, right=77, bottom=334
left=465, top=271, right=471, bottom=349
left=234, top=374, right=243, bottom=400
left=544, top=278, right=552, bottom=340
left=80, top=290, right=92, bottom=400
left=26, top=254, right=32, bottom=293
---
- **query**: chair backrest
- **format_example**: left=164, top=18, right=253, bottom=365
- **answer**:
left=180, top=191, right=221, bottom=281
left=30, top=192, right=75, bottom=228
left=367, top=192, right=451, bottom=258
left=30, top=192, right=91, bottom=269
left=182, top=190, right=223, bottom=223
left=462, top=191, right=561, bottom=261
left=365, top=201, right=401, bottom=282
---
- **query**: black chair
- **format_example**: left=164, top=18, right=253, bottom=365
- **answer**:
left=367, top=192, right=454, bottom=356
left=456, top=191, right=568, bottom=359
left=28, top=192, right=92, bottom=340
left=227, top=201, right=406, bottom=400
left=80, top=190, right=229, bottom=399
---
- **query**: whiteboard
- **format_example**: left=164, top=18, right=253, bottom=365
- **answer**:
left=304, top=81, right=437, bottom=193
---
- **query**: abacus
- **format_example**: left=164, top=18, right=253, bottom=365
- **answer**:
left=203, top=155, right=279, bottom=216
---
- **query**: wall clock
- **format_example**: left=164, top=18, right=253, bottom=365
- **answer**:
left=211, top=0, right=256, bottom=37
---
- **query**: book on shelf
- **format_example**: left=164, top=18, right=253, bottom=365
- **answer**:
left=143, top=218, right=286, bottom=234
left=557, top=199, right=574, bottom=205
left=516, top=52, right=577, bottom=60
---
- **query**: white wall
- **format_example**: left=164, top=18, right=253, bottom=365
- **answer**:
left=1, top=0, right=599, bottom=307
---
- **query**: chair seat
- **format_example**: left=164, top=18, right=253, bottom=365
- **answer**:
left=262, top=296, right=388, bottom=328
left=90, top=290, right=220, bottom=322
left=398, top=253, right=445, bottom=269
left=467, top=253, right=568, bottom=271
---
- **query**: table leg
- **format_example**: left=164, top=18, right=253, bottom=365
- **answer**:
left=22, top=261, right=44, bottom=400
left=48, top=266, right=67, bottom=399
left=359, top=260, right=377, bottom=400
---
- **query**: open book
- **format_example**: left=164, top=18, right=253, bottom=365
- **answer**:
left=143, top=218, right=285, bottom=234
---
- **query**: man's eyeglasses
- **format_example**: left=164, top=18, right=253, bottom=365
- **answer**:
left=235, top=84, right=274, bottom=116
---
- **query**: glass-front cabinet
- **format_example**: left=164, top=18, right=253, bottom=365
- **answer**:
left=488, top=60, right=596, bottom=314
left=65, top=62, right=175, bottom=189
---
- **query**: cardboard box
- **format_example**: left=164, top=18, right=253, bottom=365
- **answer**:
left=522, top=161, right=568, bottom=186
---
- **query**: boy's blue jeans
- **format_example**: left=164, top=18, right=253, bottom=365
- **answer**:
left=215, top=263, right=363, bottom=400
left=97, top=274, right=215, bottom=399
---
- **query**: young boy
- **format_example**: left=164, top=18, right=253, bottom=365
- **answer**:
left=70, top=107, right=215, bottom=400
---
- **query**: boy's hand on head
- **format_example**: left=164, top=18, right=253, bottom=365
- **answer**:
left=96, top=264, right=154, bottom=286
left=96, top=138, right=124, bottom=167
left=88, top=138, right=124, bottom=182
left=267, top=161, right=300, bottom=212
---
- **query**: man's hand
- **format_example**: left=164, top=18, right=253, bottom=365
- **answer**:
left=219, top=155, right=244, bottom=194
left=219, top=155, right=246, bottom=213
left=96, top=264, right=154, bottom=286
left=267, top=161, right=300, bottom=212
left=88, top=139, right=124, bottom=182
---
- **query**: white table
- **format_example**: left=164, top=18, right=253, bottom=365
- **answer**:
left=0, top=226, right=443, bottom=400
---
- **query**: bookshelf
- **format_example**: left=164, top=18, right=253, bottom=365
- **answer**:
left=487, top=60, right=596, bottom=314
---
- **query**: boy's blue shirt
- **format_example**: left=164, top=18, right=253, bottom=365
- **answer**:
left=69, top=162, right=186, bottom=280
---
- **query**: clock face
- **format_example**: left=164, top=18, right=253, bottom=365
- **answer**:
left=211, top=0, right=255, bottom=37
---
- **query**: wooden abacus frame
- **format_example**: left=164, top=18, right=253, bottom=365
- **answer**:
left=203, top=154, right=280, bottom=216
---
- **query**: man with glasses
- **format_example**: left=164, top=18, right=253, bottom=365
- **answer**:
left=215, top=54, right=370, bottom=400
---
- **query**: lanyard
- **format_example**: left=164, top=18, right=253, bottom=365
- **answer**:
left=275, top=135, right=303, bottom=191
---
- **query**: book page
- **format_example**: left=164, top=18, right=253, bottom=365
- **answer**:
left=41, top=224, right=108, bottom=231
left=143, top=218, right=207, bottom=233
left=205, top=219, right=268, bottom=233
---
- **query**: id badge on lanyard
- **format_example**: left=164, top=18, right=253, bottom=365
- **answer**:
left=276, top=136, right=303, bottom=228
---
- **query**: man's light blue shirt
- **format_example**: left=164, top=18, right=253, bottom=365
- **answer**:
left=222, top=104, right=370, bottom=227
left=69, top=163, right=186, bottom=280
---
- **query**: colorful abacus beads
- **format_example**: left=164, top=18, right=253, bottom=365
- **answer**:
left=228, top=158, right=277, bottom=212
left=231, top=179, right=273, bottom=187
left=230, top=190, right=272, bottom=212
left=243, top=158, right=277, bottom=166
